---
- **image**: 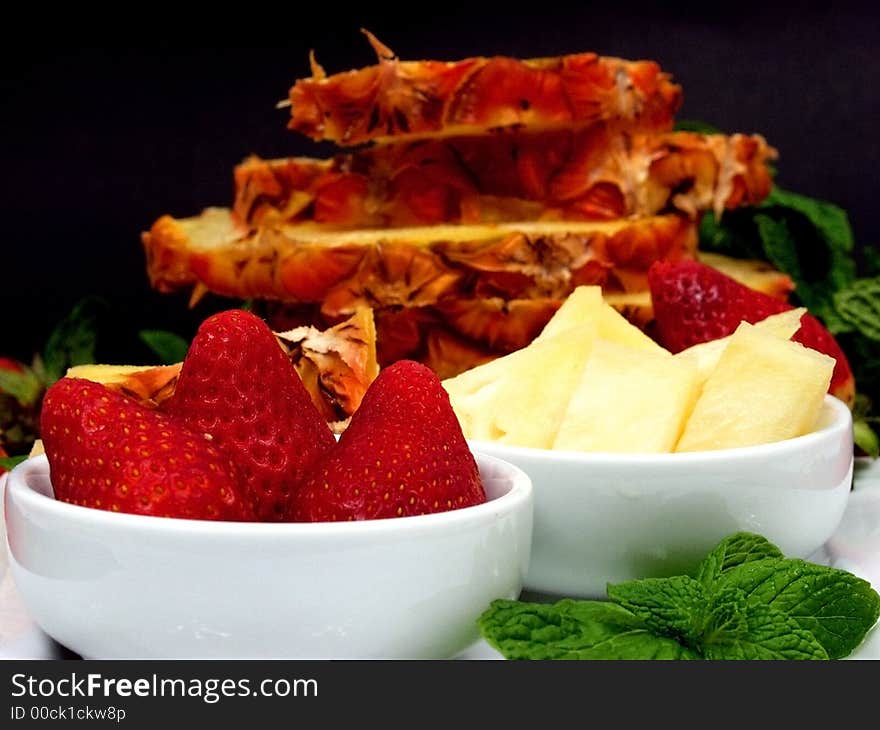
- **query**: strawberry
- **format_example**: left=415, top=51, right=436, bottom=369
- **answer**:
left=40, top=378, right=253, bottom=521
left=168, top=309, right=335, bottom=521
left=0, top=444, right=8, bottom=475
left=648, top=260, right=856, bottom=405
left=291, top=360, right=486, bottom=522
left=0, top=357, right=24, bottom=373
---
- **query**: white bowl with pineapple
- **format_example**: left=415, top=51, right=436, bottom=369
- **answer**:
left=443, top=286, right=854, bottom=598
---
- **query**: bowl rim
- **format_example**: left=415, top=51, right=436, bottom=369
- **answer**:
left=467, top=394, right=853, bottom=465
left=5, top=452, right=532, bottom=537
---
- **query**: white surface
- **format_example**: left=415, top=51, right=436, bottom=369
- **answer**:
left=471, top=395, right=854, bottom=597
left=3, top=455, right=879, bottom=661
left=3, top=454, right=533, bottom=659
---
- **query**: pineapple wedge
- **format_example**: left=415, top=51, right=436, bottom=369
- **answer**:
left=675, top=322, right=834, bottom=452
left=554, top=340, right=700, bottom=453
left=444, top=284, right=656, bottom=403
left=674, top=308, right=806, bottom=385
left=447, top=324, right=597, bottom=448
left=537, top=286, right=665, bottom=353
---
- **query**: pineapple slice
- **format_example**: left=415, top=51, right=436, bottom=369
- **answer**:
left=553, top=340, right=700, bottom=453
left=675, top=322, right=834, bottom=452
left=447, top=325, right=597, bottom=447
left=538, top=285, right=664, bottom=353
left=287, top=36, right=682, bottom=146
left=698, top=251, right=795, bottom=300
left=65, top=363, right=181, bottom=406
left=674, top=308, right=806, bottom=385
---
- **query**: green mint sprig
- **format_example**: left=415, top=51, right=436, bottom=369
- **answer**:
left=479, top=533, right=880, bottom=660
left=138, top=330, right=190, bottom=365
left=0, top=454, right=27, bottom=471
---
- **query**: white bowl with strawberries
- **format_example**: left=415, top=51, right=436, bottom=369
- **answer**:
left=3, top=310, right=533, bottom=658
left=444, top=261, right=855, bottom=598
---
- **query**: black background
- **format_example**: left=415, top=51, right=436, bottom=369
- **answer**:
left=2, top=2, right=877, bottom=363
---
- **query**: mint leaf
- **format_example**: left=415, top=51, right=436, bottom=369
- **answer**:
left=702, top=587, right=828, bottom=660
left=854, top=418, right=880, bottom=458
left=138, top=330, right=189, bottom=365
left=0, top=367, right=43, bottom=407
left=764, top=187, right=856, bottom=291
left=695, top=532, right=784, bottom=588
left=714, top=558, right=880, bottom=659
left=752, top=191, right=855, bottom=327
left=698, top=186, right=857, bottom=328
left=43, top=297, right=105, bottom=385
left=478, top=599, right=701, bottom=660
left=606, top=575, right=705, bottom=645
left=0, top=454, right=27, bottom=471
left=479, top=533, right=880, bottom=661
left=699, top=210, right=765, bottom=261
left=674, top=120, right=722, bottom=134
left=834, top=277, right=880, bottom=342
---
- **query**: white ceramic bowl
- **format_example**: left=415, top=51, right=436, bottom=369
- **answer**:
left=471, top=395, right=854, bottom=598
left=0, top=472, right=7, bottom=585
left=4, top=453, right=532, bottom=659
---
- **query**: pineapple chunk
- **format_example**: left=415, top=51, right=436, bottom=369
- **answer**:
left=536, top=286, right=604, bottom=341
left=448, top=325, right=597, bottom=448
left=553, top=340, right=700, bottom=453
left=538, top=285, right=664, bottom=353
left=66, top=363, right=181, bottom=405
left=443, top=285, right=661, bottom=402
left=442, top=346, right=532, bottom=400
left=674, top=308, right=806, bottom=385
left=675, top=322, right=834, bottom=452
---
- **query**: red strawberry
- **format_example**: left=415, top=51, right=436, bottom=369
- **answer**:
left=0, top=357, right=24, bottom=373
left=40, top=378, right=253, bottom=521
left=0, top=444, right=8, bottom=475
left=648, top=260, right=856, bottom=405
left=168, top=309, right=335, bottom=521
left=291, top=360, right=486, bottom=522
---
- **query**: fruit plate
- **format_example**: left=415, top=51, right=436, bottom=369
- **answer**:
left=1, top=457, right=879, bottom=660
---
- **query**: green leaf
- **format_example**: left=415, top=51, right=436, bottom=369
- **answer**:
left=478, top=599, right=700, bottom=660
left=0, top=367, right=43, bottom=407
left=760, top=187, right=856, bottom=322
left=479, top=533, right=880, bottom=661
left=864, top=245, right=880, bottom=276
left=854, top=419, right=880, bottom=458
left=714, top=558, right=880, bottom=659
left=0, top=454, right=28, bottom=471
left=42, top=297, right=105, bottom=385
left=606, top=575, right=705, bottom=645
left=701, top=587, right=828, bottom=660
left=698, top=185, right=857, bottom=331
left=674, top=119, right=723, bottom=134
left=695, top=532, right=784, bottom=588
left=699, top=210, right=766, bottom=261
left=138, top=330, right=190, bottom=365
left=833, top=277, right=880, bottom=342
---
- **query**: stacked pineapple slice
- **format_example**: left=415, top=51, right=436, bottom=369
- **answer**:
left=143, top=34, right=779, bottom=378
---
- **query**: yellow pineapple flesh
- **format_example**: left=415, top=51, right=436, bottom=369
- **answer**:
left=538, top=285, right=664, bottom=353
left=445, top=325, right=597, bottom=448
left=674, top=308, right=806, bottom=386
left=675, top=322, right=834, bottom=452
left=553, top=340, right=699, bottom=453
